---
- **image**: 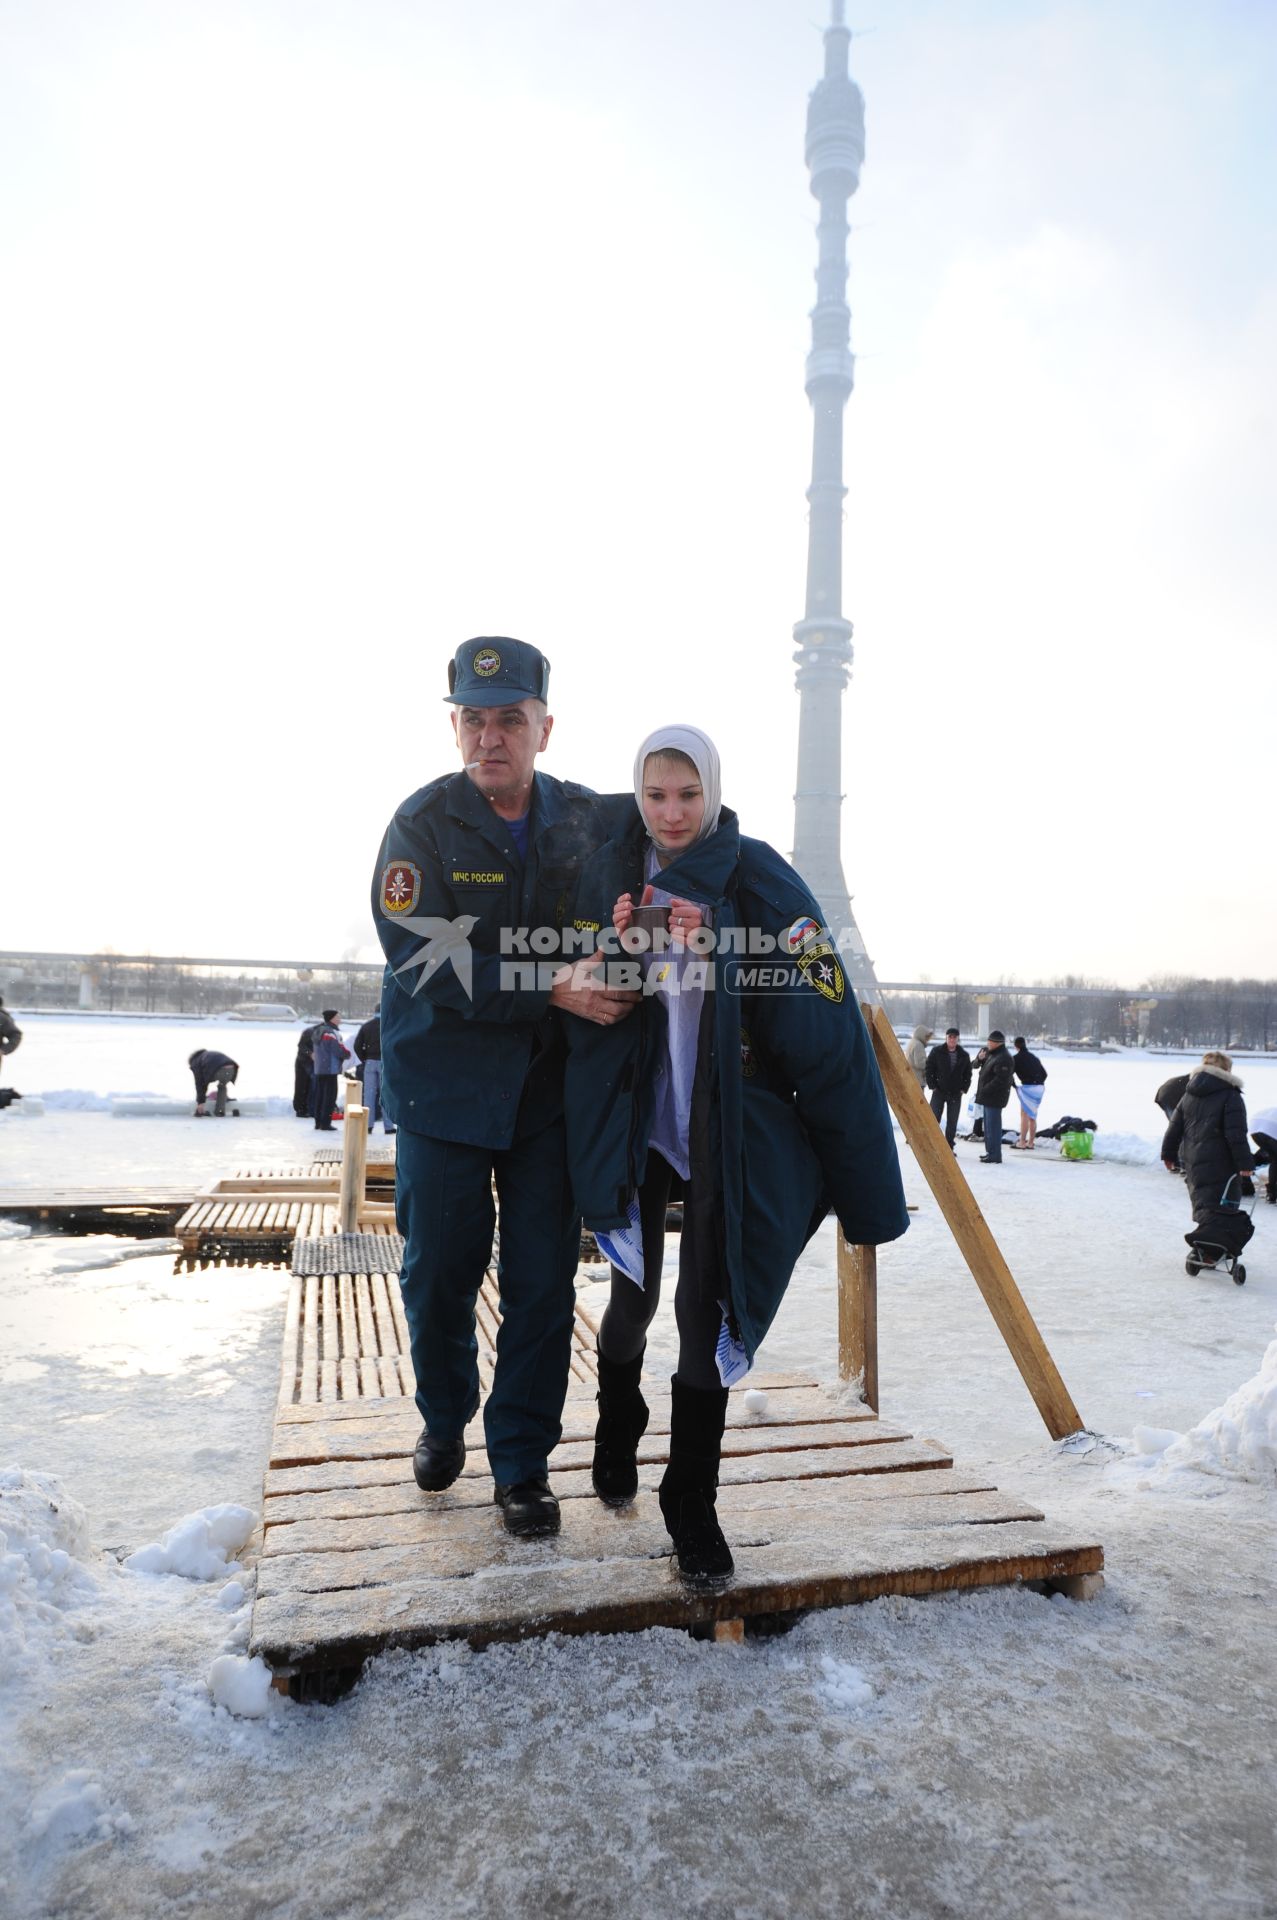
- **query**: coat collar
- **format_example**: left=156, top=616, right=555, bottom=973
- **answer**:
left=628, top=806, right=741, bottom=908
left=443, top=767, right=541, bottom=862
left=1196, top=1062, right=1243, bottom=1090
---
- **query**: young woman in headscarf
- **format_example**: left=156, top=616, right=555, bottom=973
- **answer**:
left=565, top=725, right=908, bottom=1589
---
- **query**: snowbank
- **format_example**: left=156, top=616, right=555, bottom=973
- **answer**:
left=1090, top=1131, right=1159, bottom=1167
left=1131, top=1326, right=1277, bottom=1483
left=0, top=1467, right=100, bottom=1684
left=124, top=1504, right=256, bottom=1580
left=36, top=1088, right=292, bottom=1116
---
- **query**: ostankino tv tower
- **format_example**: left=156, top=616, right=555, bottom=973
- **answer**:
left=790, top=0, right=880, bottom=1002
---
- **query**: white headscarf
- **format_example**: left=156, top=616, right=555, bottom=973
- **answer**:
left=633, top=724, right=722, bottom=850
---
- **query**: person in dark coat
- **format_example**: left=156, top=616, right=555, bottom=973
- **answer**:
left=1154, top=1074, right=1190, bottom=1123
left=1162, top=1053, right=1254, bottom=1245
left=925, top=1028, right=971, bottom=1148
left=353, top=1014, right=395, bottom=1135
left=0, top=996, right=21, bottom=1095
left=1249, top=1104, right=1277, bottom=1205
left=293, top=1023, right=317, bottom=1118
left=973, top=1032, right=1014, bottom=1163
left=565, top=725, right=909, bottom=1591
left=311, top=1012, right=350, bottom=1131
left=1154, top=1071, right=1191, bottom=1170
left=1012, top=1036, right=1048, bottom=1151
left=189, top=1048, right=239, bottom=1117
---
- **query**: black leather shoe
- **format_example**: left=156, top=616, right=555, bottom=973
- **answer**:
left=413, top=1429, right=466, bottom=1492
left=493, top=1477, right=561, bottom=1537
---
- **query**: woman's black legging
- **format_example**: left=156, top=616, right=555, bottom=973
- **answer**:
left=596, top=1148, right=724, bottom=1391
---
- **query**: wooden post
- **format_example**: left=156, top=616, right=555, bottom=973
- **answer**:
left=338, top=1079, right=368, bottom=1235
left=862, top=1002, right=1085, bottom=1441
left=836, top=1232, right=878, bottom=1412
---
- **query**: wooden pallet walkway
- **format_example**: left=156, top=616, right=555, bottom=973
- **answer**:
left=175, top=1193, right=340, bottom=1259
left=251, top=1271, right=1103, bottom=1685
left=275, top=1263, right=598, bottom=1407
left=0, top=1187, right=196, bottom=1236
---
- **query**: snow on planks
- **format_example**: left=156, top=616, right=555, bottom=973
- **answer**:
left=252, top=1282, right=1103, bottom=1681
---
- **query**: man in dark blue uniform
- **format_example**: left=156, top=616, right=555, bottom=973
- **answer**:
left=372, top=638, right=635, bottom=1537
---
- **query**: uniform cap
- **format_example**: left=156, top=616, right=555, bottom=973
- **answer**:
left=445, top=636, right=550, bottom=707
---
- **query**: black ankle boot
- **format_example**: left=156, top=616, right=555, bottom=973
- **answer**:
left=658, top=1375, right=733, bottom=1590
left=592, top=1350, right=650, bottom=1506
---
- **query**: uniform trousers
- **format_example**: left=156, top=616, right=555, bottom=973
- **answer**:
left=395, top=1118, right=580, bottom=1485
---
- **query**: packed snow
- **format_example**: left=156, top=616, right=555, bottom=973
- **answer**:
left=123, top=1504, right=256, bottom=1581
left=1, top=1018, right=1274, bottom=1918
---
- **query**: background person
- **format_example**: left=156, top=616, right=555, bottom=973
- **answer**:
left=1012, top=1035, right=1049, bottom=1150
left=1155, top=1073, right=1190, bottom=1125
left=0, top=995, right=21, bottom=1088
left=311, top=1011, right=349, bottom=1132
left=974, top=1031, right=1014, bottom=1163
left=565, top=725, right=908, bottom=1591
left=189, top=1048, right=239, bottom=1117
left=1249, top=1104, right=1277, bottom=1204
left=353, top=1013, right=395, bottom=1135
left=904, top=1023, right=933, bottom=1092
left=925, top=1027, right=971, bottom=1148
left=292, top=1022, right=316, bottom=1118
left=1161, top=1050, right=1254, bottom=1233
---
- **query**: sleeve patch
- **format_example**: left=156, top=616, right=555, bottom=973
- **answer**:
left=381, top=861, right=423, bottom=915
left=795, top=940, right=845, bottom=1003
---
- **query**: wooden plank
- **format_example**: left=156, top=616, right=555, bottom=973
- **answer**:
left=358, top=1358, right=380, bottom=1397
left=864, top=1002, right=1085, bottom=1441
left=277, top=1276, right=303, bottom=1408
left=262, top=1434, right=952, bottom=1502
left=263, top=1455, right=981, bottom=1530
left=299, top=1277, right=319, bottom=1405
left=262, top=1482, right=1035, bottom=1563
left=272, top=1381, right=878, bottom=1433
left=369, top=1275, right=400, bottom=1358
left=269, top=1413, right=918, bottom=1471
left=387, top=1280, right=410, bottom=1356
left=377, top=1354, right=403, bottom=1398
left=321, top=1275, right=338, bottom=1402
left=337, top=1274, right=358, bottom=1373
left=837, top=1233, right=878, bottom=1412
left=352, top=1274, right=376, bottom=1357
left=250, top=1521, right=1103, bottom=1667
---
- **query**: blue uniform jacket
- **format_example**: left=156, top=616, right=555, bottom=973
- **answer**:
left=372, top=770, right=626, bottom=1149
left=564, top=805, right=909, bottom=1362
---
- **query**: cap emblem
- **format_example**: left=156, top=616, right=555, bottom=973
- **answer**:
left=473, top=647, right=501, bottom=678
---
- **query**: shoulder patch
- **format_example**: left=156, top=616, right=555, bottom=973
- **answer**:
left=783, top=915, right=824, bottom=956
left=795, top=940, right=845, bottom=1004
left=381, top=860, right=422, bottom=916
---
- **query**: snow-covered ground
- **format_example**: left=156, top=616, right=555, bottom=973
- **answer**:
left=1, top=1022, right=1275, bottom=1919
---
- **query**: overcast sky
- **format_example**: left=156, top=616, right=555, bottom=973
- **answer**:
left=3, top=0, right=1273, bottom=985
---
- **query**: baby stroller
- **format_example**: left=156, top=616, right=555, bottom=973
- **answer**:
left=1185, top=1174, right=1255, bottom=1285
